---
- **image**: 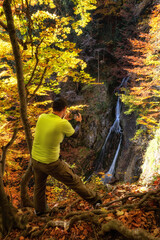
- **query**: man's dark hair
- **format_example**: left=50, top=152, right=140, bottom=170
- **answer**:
left=53, top=96, right=68, bottom=112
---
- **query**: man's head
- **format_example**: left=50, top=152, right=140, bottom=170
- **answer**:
left=53, top=96, right=68, bottom=112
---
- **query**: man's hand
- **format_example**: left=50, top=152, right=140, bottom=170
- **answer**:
left=74, top=113, right=82, bottom=122
left=64, top=112, right=72, bottom=120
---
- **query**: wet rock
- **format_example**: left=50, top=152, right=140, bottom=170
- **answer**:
left=115, top=109, right=143, bottom=183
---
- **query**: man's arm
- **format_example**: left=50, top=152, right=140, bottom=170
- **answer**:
left=71, top=113, right=82, bottom=138
left=63, top=112, right=82, bottom=138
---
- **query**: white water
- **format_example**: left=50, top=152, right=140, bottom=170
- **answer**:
left=102, top=99, right=122, bottom=183
left=86, top=77, right=129, bottom=183
left=103, top=76, right=129, bottom=183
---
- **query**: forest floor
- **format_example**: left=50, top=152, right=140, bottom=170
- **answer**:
left=2, top=137, right=160, bottom=240
left=1, top=1, right=160, bottom=238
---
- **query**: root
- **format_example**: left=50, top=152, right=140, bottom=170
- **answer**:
left=68, top=198, right=81, bottom=212
left=19, top=189, right=160, bottom=239
left=68, top=212, right=99, bottom=230
left=100, top=219, right=159, bottom=240
left=30, top=220, right=69, bottom=238
left=104, top=189, right=160, bottom=211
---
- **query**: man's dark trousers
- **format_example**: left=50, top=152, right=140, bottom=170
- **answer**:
left=32, top=158, right=100, bottom=213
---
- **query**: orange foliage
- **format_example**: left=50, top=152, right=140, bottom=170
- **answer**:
left=121, top=3, right=160, bottom=131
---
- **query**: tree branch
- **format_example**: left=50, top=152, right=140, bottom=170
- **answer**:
left=0, top=20, right=28, bottom=49
left=1, top=127, right=18, bottom=176
left=28, top=62, right=48, bottom=103
left=25, top=0, right=33, bottom=54
left=0, top=20, right=8, bottom=31
left=134, top=0, right=153, bottom=19
left=25, top=43, right=41, bottom=89
left=25, top=39, right=44, bottom=94
left=25, top=48, right=39, bottom=90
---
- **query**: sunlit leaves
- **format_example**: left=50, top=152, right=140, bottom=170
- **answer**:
left=0, top=38, right=13, bottom=60
left=72, top=0, right=96, bottom=34
left=140, top=125, right=160, bottom=185
left=0, top=0, right=96, bottom=149
left=1, top=0, right=96, bottom=92
left=32, top=10, right=57, bottom=22
left=0, top=0, right=96, bottom=162
left=36, top=0, right=56, bottom=9
left=120, top=3, right=160, bottom=133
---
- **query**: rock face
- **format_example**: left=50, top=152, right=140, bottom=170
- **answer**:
left=115, top=109, right=143, bottom=182
left=80, top=83, right=112, bottom=151
left=60, top=81, right=143, bottom=182
left=82, top=87, right=143, bottom=183
left=60, top=81, right=113, bottom=148
left=65, top=90, right=84, bottom=105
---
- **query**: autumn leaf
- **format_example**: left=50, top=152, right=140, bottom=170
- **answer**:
left=116, top=210, right=125, bottom=217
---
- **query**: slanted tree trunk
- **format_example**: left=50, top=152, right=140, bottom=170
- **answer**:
left=3, top=0, right=33, bottom=207
left=134, top=0, right=153, bottom=18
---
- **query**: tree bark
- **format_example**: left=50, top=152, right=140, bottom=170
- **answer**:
left=134, top=0, right=153, bottom=18
left=20, top=162, right=34, bottom=207
left=0, top=161, right=25, bottom=235
left=0, top=167, right=15, bottom=235
left=1, top=127, right=18, bottom=176
left=3, top=0, right=32, bottom=153
left=3, top=0, right=33, bottom=207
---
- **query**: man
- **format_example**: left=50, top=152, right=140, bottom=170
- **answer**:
left=32, top=96, right=101, bottom=216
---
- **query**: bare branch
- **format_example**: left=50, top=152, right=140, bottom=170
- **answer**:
left=1, top=127, right=18, bottom=176
left=28, top=61, right=49, bottom=102
left=0, top=20, right=8, bottom=31
left=25, top=46, right=39, bottom=89
left=134, top=0, right=153, bottom=18
left=25, top=39, right=44, bottom=92
left=0, top=20, right=28, bottom=49
left=25, top=0, right=33, bottom=54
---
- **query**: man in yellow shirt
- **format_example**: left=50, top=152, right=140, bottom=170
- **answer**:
left=32, top=96, right=101, bottom=216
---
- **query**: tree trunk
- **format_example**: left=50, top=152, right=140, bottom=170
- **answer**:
left=3, top=0, right=33, bottom=207
left=20, top=162, right=34, bottom=207
left=0, top=163, right=26, bottom=235
left=0, top=167, right=15, bottom=235
left=134, top=0, right=153, bottom=18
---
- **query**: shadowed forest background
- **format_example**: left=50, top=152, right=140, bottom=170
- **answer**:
left=0, top=0, right=160, bottom=239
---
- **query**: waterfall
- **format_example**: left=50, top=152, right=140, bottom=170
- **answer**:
left=102, top=98, right=122, bottom=183
left=86, top=77, right=129, bottom=183
left=102, top=76, right=129, bottom=183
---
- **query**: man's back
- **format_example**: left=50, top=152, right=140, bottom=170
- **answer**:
left=32, top=113, right=74, bottom=164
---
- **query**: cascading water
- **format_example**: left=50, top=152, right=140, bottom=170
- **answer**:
left=102, top=76, right=129, bottom=183
left=86, top=77, right=129, bottom=183
left=102, top=97, right=122, bottom=183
